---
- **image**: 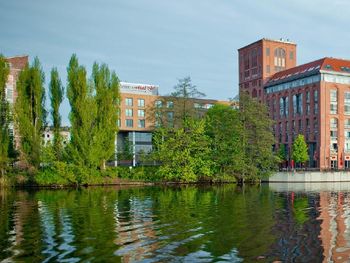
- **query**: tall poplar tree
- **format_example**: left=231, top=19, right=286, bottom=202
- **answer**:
left=0, top=55, right=10, bottom=175
left=15, top=57, right=46, bottom=169
left=49, top=68, right=64, bottom=159
left=66, top=55, right=98, bottom=168
left=240, top=93, right=277, bottom=179
left=91, top=63, right=120, bottom=170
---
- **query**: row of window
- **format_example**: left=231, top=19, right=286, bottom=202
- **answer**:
left=125, top=98, right=145, bottom=107
left=123, top=119, right=145, bottom=128
left=266, top=75, right=321, bottom=94
left=330, top=90, right=350, bottom=115
left=155, top=100, right=173, bottom=108
left=270, top=90, right=319, bottom=118
left=125, top=109, right=145, bottom=117
left=275, top=117, right=318, bottom=135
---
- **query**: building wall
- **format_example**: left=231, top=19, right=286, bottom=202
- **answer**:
left=265, top=81, right=320, bottom=167
left=238, top=39, right=296, bottom=101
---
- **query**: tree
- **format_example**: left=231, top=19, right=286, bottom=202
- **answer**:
left=205, top=104, right=245, bottom=179
left=240, top=93, right=277, bottom=179
left=66, top=54, right=98, bottom=168
left=91, top=62, right=120, bottom=170
left=149, top=77, right=206, bottom=129
left=277, top=144, right=287, bottom=164
left=15, top=57, right=46, bottom=169
left=49, top=68, right=64, bottom=159
left=152, top=119, right=213, bottom=182
left=292, top=134, right=308, bottom=167
left=0, top=55, right=10, bottom=176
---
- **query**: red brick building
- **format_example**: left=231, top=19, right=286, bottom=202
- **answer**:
left=238, top=38, right=296, bottom=101
left=239, top=39, right=350, bottom=170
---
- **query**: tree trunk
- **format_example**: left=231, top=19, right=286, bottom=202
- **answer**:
left=100, top=159, right=106, bottom=170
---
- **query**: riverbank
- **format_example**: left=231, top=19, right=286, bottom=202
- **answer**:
left=0, top=165, right=238, bottom=188
left=264, top=170, right=350, bottom=183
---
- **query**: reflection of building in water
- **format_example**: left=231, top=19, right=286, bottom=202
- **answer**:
left=267, top=193, right=323, bottom=262
left=114, top=198, right=158, bottom=262
left=318, top=192, right=350, bottom=262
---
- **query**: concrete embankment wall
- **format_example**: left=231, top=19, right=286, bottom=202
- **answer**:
left=264, top=171, right=350, bottom=183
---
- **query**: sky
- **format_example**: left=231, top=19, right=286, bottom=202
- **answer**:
left=1, top=0, right=350, bottom=125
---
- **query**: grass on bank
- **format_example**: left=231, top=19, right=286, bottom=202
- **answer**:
left=0, top=162, right=239, bottom=187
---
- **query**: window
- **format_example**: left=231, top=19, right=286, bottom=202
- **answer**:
left=279, top=97, right=288, bottom=117
left=314, top=90, right=318, bottom=103
left=314, top=103, right=318, bottom=115
left=290, top=51, right=294, bottom=60
left=279, top=98, right=284, bottom=117
left=167, top=111, right=174, bottom=121
left=125, top=98, right=133, bottom=106
left=293, top=94, right=303, bottom=115
left=274, top=48, right=286, bottom=72
left=125, top=109, right=133, bottom=117
left=330, top=90, right=337, bottom=114
left=266, top=65, right=270, bottom=74
left=266, top=48, right=270, bottom=56
left=138, top=119, right=145, bottom=128
left=330, top=131, right=338, bottom=139
left=330, top=118, right=338, bottom=129
left=345, top=119, right=350, bottom=129
left=138, top=109, right=145, bottom=117
left=345, top=92, right=350, bottom=115
left=155, top=100, right=162, bottom=108
left=167, top=101, right=174, bottom=108
left=117, top=119, right=121, bottom=127
left=194, top=103, right=202, bottom=109
left=346, top=131, right=350, bottom=139
left=125, top=119, right=133, bottom=127
left=138, top=99, right=145, bottom=107
left=298, top=119, right=302, bottom=131
left=167, top=111, right=174, bottom=127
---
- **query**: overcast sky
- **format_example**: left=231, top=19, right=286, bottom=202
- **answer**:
left=1, top=0, right=350, bottom=125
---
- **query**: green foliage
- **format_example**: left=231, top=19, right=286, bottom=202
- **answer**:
left=292, top=134, right=308, bottom=165
left=91, top=62, right=120, bottom=169
left=0, top=55, right=10, bottom=176
left=293, top=196, right=309, bottom=225
left=277, top=144, right=287, bottom=163
left=240, top=93, right=277, bottom=179
left=49, top=68, right=64, bottom=159
left=66, top=55, right=98, bottom=168
left=206, top=104, right=245, bottom=179
left=117, top=137, right=133, bottom=160
left=66, top=56, right=120, bottom=170
left=152, top=119, right=213, bottom=182
left=15, top=57, right=46, bottom=169
left=150, top=76, right=206, bottom=129
left=115, top=166, right=161, bottom=181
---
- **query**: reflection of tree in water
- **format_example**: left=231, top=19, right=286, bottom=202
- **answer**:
left=267, top=192, right=324, bottom=262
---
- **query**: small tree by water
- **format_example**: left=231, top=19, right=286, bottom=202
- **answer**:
left=292, top=134, right=308, bottom=167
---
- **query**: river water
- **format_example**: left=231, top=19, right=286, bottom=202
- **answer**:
left=1, top=183, right=350, bottom=262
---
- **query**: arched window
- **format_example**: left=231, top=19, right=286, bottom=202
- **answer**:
left=274, top=48, right=286, bottom=72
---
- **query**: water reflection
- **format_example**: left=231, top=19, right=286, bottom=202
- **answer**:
left=2, top=184, right=350, bottom=262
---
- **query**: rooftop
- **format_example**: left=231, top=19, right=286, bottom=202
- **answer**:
left=265, top=57, right=350, bottom=86
left=238, top=38, right=296, bottom=51
left=5, top=55, right=28, bottom=70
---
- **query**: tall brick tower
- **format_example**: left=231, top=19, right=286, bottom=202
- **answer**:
left=238, top=38, right=297, bottom=101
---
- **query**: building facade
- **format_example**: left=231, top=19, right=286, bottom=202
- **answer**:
left=238, top=38, right=296, bottom=101
left=239, top=38, right=350, bottom=170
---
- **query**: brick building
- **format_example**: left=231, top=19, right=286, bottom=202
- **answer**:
left=238, top=38, right=296, bottom=101
left=4, top=55, right=28, bottom=104
left=239, top=38, right=350, bottom=170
